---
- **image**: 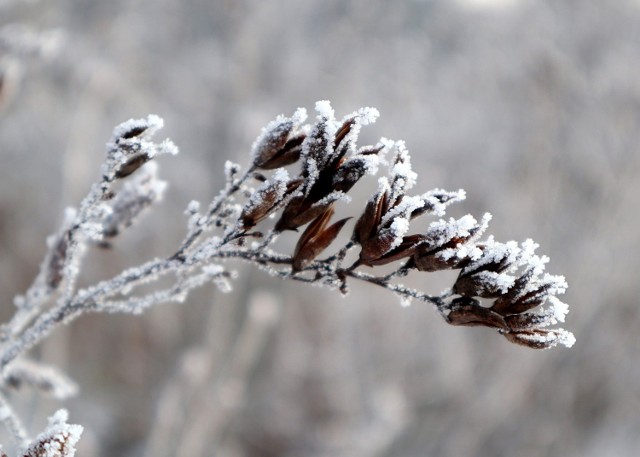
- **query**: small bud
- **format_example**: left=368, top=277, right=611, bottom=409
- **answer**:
left=257, top=133, right=306, bottom=170
left=252, top=108, right=307, bottom=170
left=364, top=234, right=425, bottom=266
left=114, top=153, right=150, bottom=179
left=354, top=188, right=388, bottom=246
left=492, top=269, right=565, bottom=315
left=240, top=176, right=302, bottom=229
left=446, top=297, right=507, bottom=329
left=275, top=191, right=346, bottom=232
left=452, top=241, right=521, bottom=297
left=302, top=117, right=332, bottom=175
left=292, top=207, right=350, bottom=271
left=502, top=329, right=574, bottom=349
left=333, top=117, right=357, bottom=149
left=412, top=214, right=490, bottom=272
left=22, top=410, right=83, bottom=457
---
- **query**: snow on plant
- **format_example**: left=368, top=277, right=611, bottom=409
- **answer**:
left=0, top=101, right=574, bottom=453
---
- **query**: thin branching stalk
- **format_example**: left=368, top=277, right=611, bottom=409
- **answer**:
left=0, top=102, right=575, bottom=454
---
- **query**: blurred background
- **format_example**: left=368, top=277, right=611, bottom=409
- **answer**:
left=1, top=0, right=640, bottom=455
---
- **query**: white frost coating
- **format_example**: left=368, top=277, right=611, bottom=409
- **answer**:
left=472, top=270, right=516, bottom=293
left=352, top=154, right=381, bottom=176
left=157, top=138, right=179, bottom=156
left=541, top=273, right=568, bottom=295
left=333, top=107, right=380, bottom=160
left=186, top=200, right=201, bottom=214
left=251, top=115, right=290, bottom=157
left=202, top=265, right=233, bottom=293
left=515, top=239, right=549, bottom=275
left=430, top=215, right=477, bottom=243
left=315, top=100, right=335, bottom=119
left=376, top=176, right=391, bottom=194
left=462, top=239, right=520, bottom=275
left=271, top=167, right=290, bottom=183
left=202, top=264, right=224, bottom=276
left=385, top=140, right=417, bottom=191
left=421, top=188, right=466, bottom=217
left=312, top=190, right=351, bottom=208
left=434, top=214, right=490, bottom=261
left=399, top=295, right=413, bottom=307
left=515, top=329, right=575, bottom=349
left=250, top=108, right=308, bottom=159
left=103, top=114, right=178, bottom=182
left=519, top=272, right=567, bottom=301
left=303, top=157, right=320, bottom=187
left=313, top=101, right=339, bottom=168
left=388, top=217, right=410, bottom=249
left=244, top=168, right=290, bottom=214
left=380, top=194, right=424, bottom=228
left=49, top=409, right=69, bottom=425
left=519, top=238, right=539, bottom=259
left=546, top=296, right=570, bottom=323
left=108, top=114, right=164, bottom=148
left=557, top=329, right=576, bottom=348
left=355, top=106, right=380, bottom=125
left=291, top=107, right=308, bottom=125
left=63, top=207, right=77, bottom=226
left=452, top=243, right=484, bottom=262
left=224, top=160, right=239, bottom=179
left=23, top=409, right=83, bottom=457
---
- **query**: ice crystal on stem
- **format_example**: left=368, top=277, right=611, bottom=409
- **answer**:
left=0, top=102, right=574, bottom=454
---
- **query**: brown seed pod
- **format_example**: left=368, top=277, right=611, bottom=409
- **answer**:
left=292, top=207, right=350, bottom=271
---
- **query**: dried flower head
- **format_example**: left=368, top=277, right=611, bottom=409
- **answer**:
left=0, top=101, right=575, bottom=457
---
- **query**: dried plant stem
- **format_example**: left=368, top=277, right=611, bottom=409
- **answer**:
left=0, top=102, right=574, bottom=454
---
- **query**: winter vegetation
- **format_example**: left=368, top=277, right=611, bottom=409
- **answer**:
left=0, top=100, right=573, bottom=453
left=2, top=0, right=640, bottom=456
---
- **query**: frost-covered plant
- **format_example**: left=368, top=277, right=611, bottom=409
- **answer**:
left=0, top=101, right=574, bottom=453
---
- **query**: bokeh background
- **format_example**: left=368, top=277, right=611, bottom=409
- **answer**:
left=1, top=0, right=639, bottom=456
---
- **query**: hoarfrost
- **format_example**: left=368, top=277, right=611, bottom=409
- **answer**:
left=461, top=239, right=520, bottom=276
left=354, top=106, right=380, bottom=126
left=388, top=217, right=410, bottom=250
left=107, top=114, right=164, bottom=149
left=315, top=100, right=335, bottom=120
left=557, top=329, right=576, bottom=348
left=399, top=296, right=413, bottom=308
left=380, top=195, right=424, bottom=229
left=312, top=190, right=351, bottom=208
left=22, top=409, right=82, bottom=457
left=420, top=188, right=466, bottom=217
left=250, top=107, right=307, bottom=163
left=186, top=200, right=201, bottom=214
left=538, top=296, right=570, bottom=324
left=385, top=139, right=417, bottom=191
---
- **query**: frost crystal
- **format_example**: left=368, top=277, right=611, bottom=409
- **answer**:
left=23, top=409, right=82, bottom=457
left=355, top=106, right=380, bottom=125
left=186, top=200, right=201, bottom=214
left=315, top=100, right=335, bottom=119
left=387, top=140, right=417, bottom=191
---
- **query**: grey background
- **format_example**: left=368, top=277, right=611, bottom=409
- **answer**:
left=1, top=0, right=639, bottom=456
